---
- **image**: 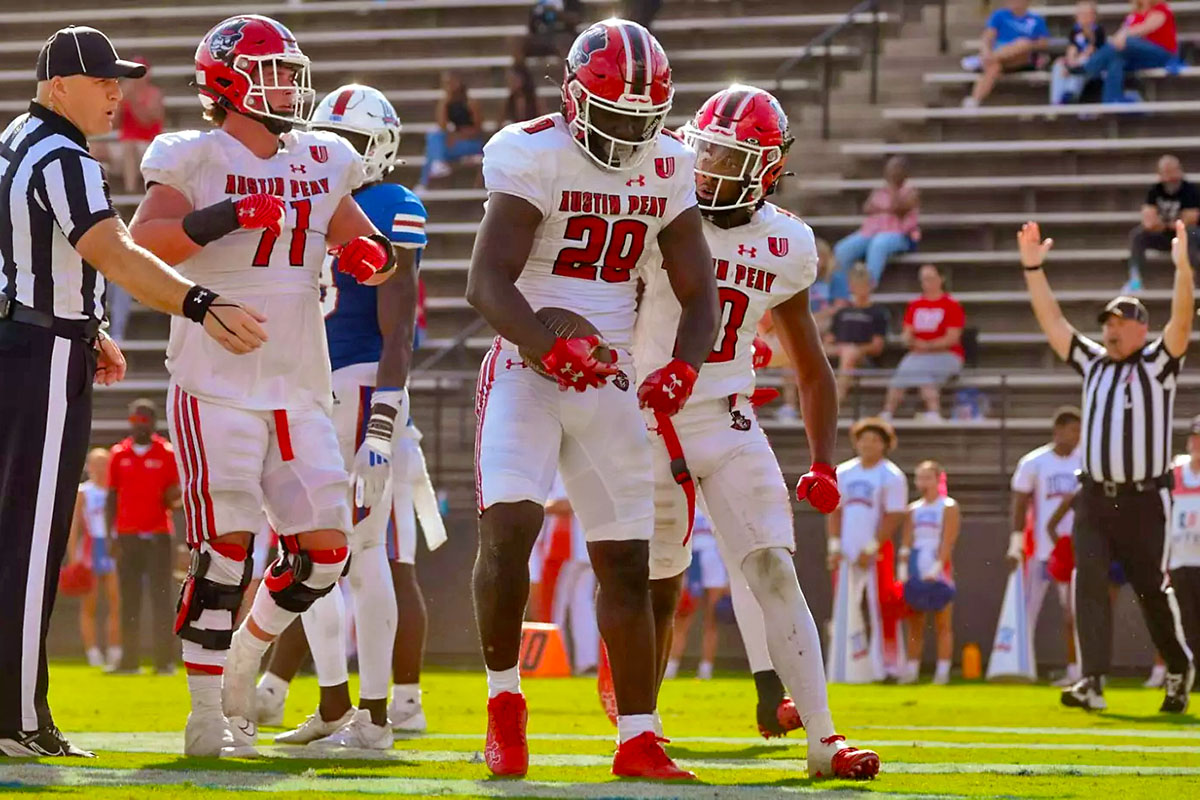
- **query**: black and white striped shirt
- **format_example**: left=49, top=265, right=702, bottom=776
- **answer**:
left=0, top=102, right=117, bottom=321
left=1068, top=332, right=1183, bottom=483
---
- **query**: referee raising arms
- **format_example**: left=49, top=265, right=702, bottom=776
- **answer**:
left=0, top=26, right=266, bottom=757
left=1020, top=219, right=1195, bottom=715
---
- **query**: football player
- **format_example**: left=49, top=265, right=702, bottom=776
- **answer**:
left=128, top=16, right=397, bottom=757
left=635, top=85, right=880, bottom=779
left=465, top=18, right=720, bottom=779
left=254, top=84, right=431, bottom=749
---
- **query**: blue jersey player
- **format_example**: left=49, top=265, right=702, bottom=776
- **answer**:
left=255, top=85, right=440, bottom=749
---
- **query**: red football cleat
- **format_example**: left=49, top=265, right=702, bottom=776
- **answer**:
left=758, top=696, right=804, bottom=739
left=808, top=735, right=880, bottom=780
left=597, top=641, right=618, bottom=727
left=611, top=732, right=697, bottom=780
left=484, top=692, right=528, bottom=777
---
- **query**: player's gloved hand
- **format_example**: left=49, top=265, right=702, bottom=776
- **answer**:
left=637, top=358, right=698, bottom=416
left=922, top=559, right=944, bottom=582
left=352, top=388, right=409, bottom=509
left=234, top=194, right=285, bottom=237
left=540, top=335, right=619, bottom=392
left=752, top=336, right=773, bottom=369
left=796, top=462, right=839, bottom=513
left=1006, top=531, right=1025, bottom=570
left=331, top=236, right=392, bottom=284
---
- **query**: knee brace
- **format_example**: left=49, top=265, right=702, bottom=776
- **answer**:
left=175, top=541, right=252, bottom=650
left=264, top=542, right=349, bottom=613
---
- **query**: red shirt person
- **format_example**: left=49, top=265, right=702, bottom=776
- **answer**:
left=882, top=264, right=966, bottom=422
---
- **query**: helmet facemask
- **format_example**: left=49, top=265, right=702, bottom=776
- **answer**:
left=202, top=54, right=315, bottom=132
left=313, top=122, right=401, bottom=183
left=683, top=124, right=784, bottom=212
left=567, top=79, right=671, bottom=171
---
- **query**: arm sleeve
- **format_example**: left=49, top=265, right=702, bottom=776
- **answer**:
left=42, top=151, right=118, bottom=247
left=140, top=133, right=198, bottom=204
left=1067, top=332, right=1104, bottom=375
left=1011, top=456, right=1036, bottom=493
left=1144, top=336, right=1184, bottom=382
left=369, top=187, right=427, bottom=251
left=336, top=138, right=368, bottom=198
left=985, top=9, right=1003, bottom=31
left=481, top=127, right=551, bottom=215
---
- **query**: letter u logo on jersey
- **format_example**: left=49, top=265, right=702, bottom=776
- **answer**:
left=654, top=157, right=675, bottom=179
left=311, top=145, right=329, bottom=163
left=768, top=236, right=789, bottom=258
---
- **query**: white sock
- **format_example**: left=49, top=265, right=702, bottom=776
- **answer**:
left=349, top=542, right=398, bottom=701
left=244, top=581, right=300, bottom=640
left=652, top=710, right=663, bottom=737
left=617, top=713, right=656, bottom=744
left=86, top=647, right=103, bottom=667
left=934, top=659, right=951, bottom=681
left=726, top=553, right=774, bottom=673
left=188, top=673, right=223, bottom=715
left=1067, top=662, right=1082, bottom=682
left=302, top=587, right=350, bottom=687
left=106, top=645, right=122, bottom=666
left=803, top=708, right=837, bottom=747
left=487, top=666, right=520, bottom=698
left=231, top=625, right=273, bottom=660
left=392, top=683, right=421, bottom=707
left=904, top=660, right=920, bottom=681
left=697, top=661, right=714, bottom=680
left=1150, top=662, right=1167, bottom=680
left=257, top=671, right=289, bottom=696
left=664, top=659, right=679, bottom=680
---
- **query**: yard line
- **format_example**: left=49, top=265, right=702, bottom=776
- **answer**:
left=859, top=724, right=1200, bottom=740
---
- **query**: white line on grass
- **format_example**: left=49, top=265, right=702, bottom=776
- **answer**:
left=859, top=724, right=1200, bottom=739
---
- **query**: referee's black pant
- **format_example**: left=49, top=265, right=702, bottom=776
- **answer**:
left=0, top=322, right=94, bottom=734
left=1073, top=483, right=1193, bottom=677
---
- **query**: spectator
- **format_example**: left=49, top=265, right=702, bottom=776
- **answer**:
left=1050, top=1, right=1107, bottom=105
left=827, top=267, right=890, bottom=401
left=1079, top=0, right=1178, bottom=105
left=832, top=156, right=920, bottom=286
left=65, top=448, right=122, bottom=669
left=522, top=0, right=580, bottom=62
left=962, top=0, right=1050, bottom=107
left=809, top=238, right=849, bottom=334
left=105, top=399, right=181, bottom=675
left=663, top=511, right=728, bottom=681
left=501, top=62, right=542, bottom=127
left=415, top=71, right=485, bottom=193
left=881, top=264, right=965, bottom=422
left=118, top=56, right=163, bottom=193
left=1126, top=154, right=1200, bottom=291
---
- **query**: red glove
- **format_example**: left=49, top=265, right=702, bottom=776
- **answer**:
left=752, top=336, right=772, bottom=369
left=637, top=358, right=698, bottom=416
left=796, top=462, right=840, bottom=513
left=539, top=335, right=619, bottom=391
left=749, top=387, right=781, bottom=408
left=332, top=236, right=389, bottom=283
left=234, top=194, right=285, bottom=237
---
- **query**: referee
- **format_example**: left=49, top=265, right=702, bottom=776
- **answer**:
left=1020, top=219, right=1195, bottom=714
left=0, top=26, right=267, bottom=758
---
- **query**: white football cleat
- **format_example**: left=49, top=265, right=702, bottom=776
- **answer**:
left=223, top=630, right=263, bottom=724
left=184, top=712, right=258, bottom=758
left=255, top=682, right=286, bottom=727
left=311, top=708, right=394, bottom=750
left=274, top=708, right=355, bottom=745
left=388, top=695, right=427, bottom=733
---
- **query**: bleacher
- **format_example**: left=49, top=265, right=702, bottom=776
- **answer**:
left=7, top=0, right=1194, bottom=517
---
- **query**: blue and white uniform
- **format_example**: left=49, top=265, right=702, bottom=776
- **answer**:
left=904, top=496, right=956, bottom=613
left=79, top=480, right=115, bottom=576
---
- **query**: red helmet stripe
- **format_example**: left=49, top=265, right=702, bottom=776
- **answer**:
left=716, top=88, right=748, bottom=125
left=638, top=25, right=653, bottom=96
left=331, top=88, right=355, bottom=118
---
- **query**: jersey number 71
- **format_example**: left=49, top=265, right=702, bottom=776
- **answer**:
left=252, top=199, right=312, bottom=267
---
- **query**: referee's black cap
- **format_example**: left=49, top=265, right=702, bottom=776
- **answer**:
left=1097, top=295, right=1149, bottom=325
left=36, top=26, right=147, bottom=81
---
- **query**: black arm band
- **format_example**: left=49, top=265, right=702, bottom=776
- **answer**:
left=182, top=199, right=240, bottom=246
left=368, top=233, right=397, bottom=274
left=182, top=285, right=218, bottom=324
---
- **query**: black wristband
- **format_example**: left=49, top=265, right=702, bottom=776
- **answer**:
left=182, top=198, right=240, bottom=246
left=182, top=285, right=218, bottom=324
left=1023, top=265, right=1043, bottom=272
left=367, top=233, right=397, bottom=274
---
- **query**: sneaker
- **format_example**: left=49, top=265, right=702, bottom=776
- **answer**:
left=597, top=642, right=618, bottom=727
left=428, top=160, right=451, bottom=179
left=758, top=696, right=803, bottom=739
left=484, top=691, right=528, bottom=777
left=917, top=410, right=946, bottom=424
left=1121, top=272, right=1143, bottom=294
left=1052, top=671, right=1078, bottom=688
left=86, top=647, right=104, bottom=667
left=274, top=708, right=354, bottom=745
left=808, top=734, right=880, bottom=779
left=1144, top=663, right=1167, bottom=689
left=0, top=725, right=95, bottom=758
left=183, top=712, right=257, bottom=758
left=877, top=411, right=893, bottom=421
left=255, top=682, right=286, bottom=727
left=388, top=695, right=427, bottom=733
left=961, top=96, right=980, bottom=109
left=611, top=732, right=697, bottom=780
left=1160, top=667, right=1193, bottom=714
left=960, top=55, right=982, bottom=72
left=311, top=708, right=394, bottom=750
left=1061, top=676, right=1107, bottom=711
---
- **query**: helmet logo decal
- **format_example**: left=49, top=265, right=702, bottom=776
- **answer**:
left=209, top=18, right=248, bottom=63
left=329, top=88, right=356, bottom=121
left=570, top=25, right=608, bottom=68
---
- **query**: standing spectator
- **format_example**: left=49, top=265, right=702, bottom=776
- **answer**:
left=1125, top=154, right=1199, bottom=291
left=663, top=510, right=729, bottom=681
left=117, top=56, right=163, bottom=193
left=881, top=265, right=965, bottom=422
left=828, top=267, right=890, bottom=401
left=1050, top=2, right=1107, bottom=105
left=415, top=71, right=485, bottom=193
left=832, top=156, right=920, bottom=286
left=105, top=399, right=181, bottom=675
left=1079, top=0, right=1178, bottom=106
left=1168, top=415, right=1200, bottom=674
left=65, top=448, right=122, bottom=669
left=963, top=0, right=1050, bottom=107
left=501, top=62, right=542, bottom=127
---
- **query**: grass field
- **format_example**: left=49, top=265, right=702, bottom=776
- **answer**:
left=3, top=663, right=1198, bottom=798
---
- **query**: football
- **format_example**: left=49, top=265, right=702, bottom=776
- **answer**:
left=520, top=307, right=616, bottom=380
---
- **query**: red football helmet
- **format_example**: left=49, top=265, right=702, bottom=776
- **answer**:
left=561, top=18, right=673, bottom=171
left=194, top=15, right=314, bottom=131
left=682, top=85, right=794, bottom=212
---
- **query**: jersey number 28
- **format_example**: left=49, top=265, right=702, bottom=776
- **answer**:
left=552, top=215, right=648, bottom=283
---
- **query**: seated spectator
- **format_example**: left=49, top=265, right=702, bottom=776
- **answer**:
left=833, top=156, right=920, bottom=286
left=118, top=56, right=163, bottom=193
left=827, top=267, right=890, bottom=401
left=416, top=71, right=485, bottom=193
left=1126, top=154, right=1199, bottom=291
left=962, top=0, right=1049, bottom=107
left=1050, top=1, right=1106, bottom=105
left=1080, top=0, right=1177, bottom=105
left=810, top=237, right=849, bottom=334
left=881, top=264, right=965, bottom=422
left=501, top=62, right=542, bottom=127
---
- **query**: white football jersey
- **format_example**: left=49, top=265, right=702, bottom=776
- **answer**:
left=836, top=457, right=908, bottom=561
left=909, top=496, right=947, bottom=576
left=482, top=113, right=697, bottom=355
left=635, top=202, right=818, bottom=401
left=1170, top=459, right=1200, bottom=569
left=1010, top=444, right=1081, bottom=562
left=80, top=480, right=108, bottom=540
left=141, top=128, right=366, bottom=411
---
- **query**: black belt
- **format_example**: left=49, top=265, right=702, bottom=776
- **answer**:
left=1079, top=472, right=1173, bottom=498
left=0, top=296, right=101, bottom=342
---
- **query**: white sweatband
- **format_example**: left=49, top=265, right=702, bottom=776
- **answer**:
left=372, top=387, right=409, bottom=419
